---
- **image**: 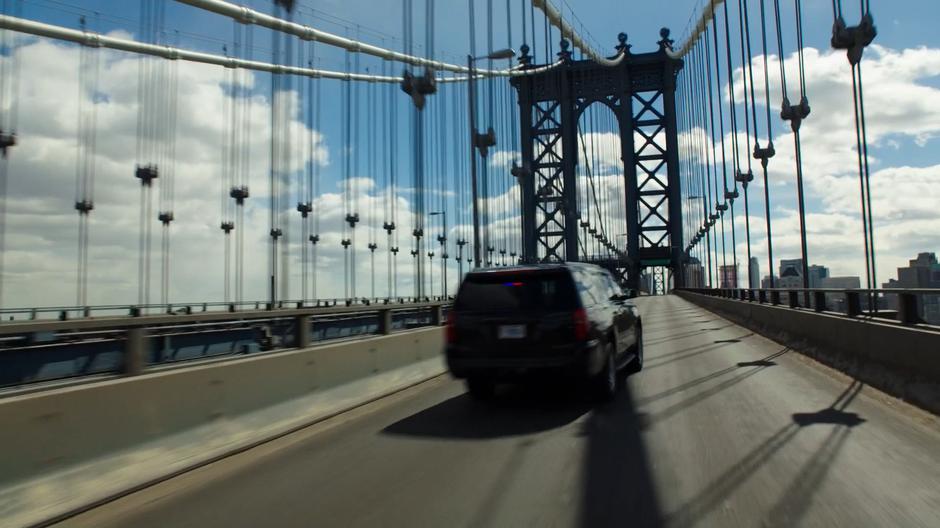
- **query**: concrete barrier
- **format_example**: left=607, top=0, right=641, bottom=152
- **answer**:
left=677, top=291, right=940, bottom=415
left=0, top=327, right=445, bottom=527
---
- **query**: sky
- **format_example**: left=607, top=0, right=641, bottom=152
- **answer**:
left=0, top=0, right=938, bottom=309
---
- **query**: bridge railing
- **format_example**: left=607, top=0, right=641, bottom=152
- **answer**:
left=0, top=300, right=451, bottom=390
left=0, top=295, right=455, bottom=322
left=681, top=287, right=940, bottom=329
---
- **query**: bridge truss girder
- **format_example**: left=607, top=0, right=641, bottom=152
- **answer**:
left=511, top=46, right=684, bottom=290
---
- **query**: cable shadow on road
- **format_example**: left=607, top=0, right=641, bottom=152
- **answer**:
left=664, top=380, right=866, bottom=528
left=642, top=333, right=754, bottom=370
left=638, top=348, right=789, bottom=430
left=636, top=348, right=788, bottom=407
left=764, top=381, right=865, bottom=527
left=577, top=384, right=665, bottom=528
left=643, top=324, right=733, bottom=347
left=380, top=384, right=594, bottom=439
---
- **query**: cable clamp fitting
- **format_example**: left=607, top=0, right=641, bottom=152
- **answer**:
left=135, top=164, right=159, bottom=186
left=230, top=185, right=250, bottom=204
left=75, top=200, right=94, bottom=214
left=780, top=96, right=811, bottom=133
left=831, top=13, right=877, bottom=66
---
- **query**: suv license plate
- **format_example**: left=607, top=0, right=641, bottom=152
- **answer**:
left=498, top=325, right=526, bottom=339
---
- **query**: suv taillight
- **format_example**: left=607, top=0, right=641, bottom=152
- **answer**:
left=573, top=308, right=589, bottom=341
left=446, top=311, right=457, bottom=344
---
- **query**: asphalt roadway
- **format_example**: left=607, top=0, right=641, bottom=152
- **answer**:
left=60, top=294, right=940, bottom=528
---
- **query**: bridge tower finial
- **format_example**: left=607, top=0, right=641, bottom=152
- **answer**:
left=658, top=28, right=674, bottom=51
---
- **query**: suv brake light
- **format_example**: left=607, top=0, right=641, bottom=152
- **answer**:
left=446, top=311, right=457, bottom=344
left=573, top=308, right=589, bottom=341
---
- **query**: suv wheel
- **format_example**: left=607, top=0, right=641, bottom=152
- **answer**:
left=593, top=343, right=617, bottom=401
left=626, top=324, right=644, bottom=374
left=466, top=376, right=496, bottom=401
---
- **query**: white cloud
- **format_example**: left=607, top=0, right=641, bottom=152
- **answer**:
left=2, top=36, right=938, bottom=306
left=0, top=38, right=450, bottom=307
left=687, top=44, right=940, bottom=284
left=487, top=148, right=519, bottom=168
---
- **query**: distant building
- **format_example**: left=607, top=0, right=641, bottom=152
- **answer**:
left=775, top=258, right=828, bottom=288
left=882, top=252, right=940, bottom=324
left=779, top=258, right=802, bottom=278
left=808, top=265, right=829, bottom=288
left=820, top=276, right=861, bottom=311
left=761, top=275, right=778, bottom=289
left=719, top=264, right=739, bottom=288
left=778, top=265, right=802, bottom=289
left=748, top=257, right=760, bottom=289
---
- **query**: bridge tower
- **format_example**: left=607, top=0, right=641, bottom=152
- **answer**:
left=511, top=31, right=684, bottom=291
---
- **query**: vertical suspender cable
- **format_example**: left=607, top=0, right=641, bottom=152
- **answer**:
left=738, top=0, right=757, bottom=287
left=350, top=33, right=361, bottom=300
left=297, top=41, right=308, bottom=303
left=368, top=71, right=378, bottom=299
left=773, top=0, right=811, bottom=290
left=74, top=15, right=99, bottom=308
left=342, top=45, right=352, bottom=300
left=757, top=0, right=775, bottom=288
left=832, top=0, right=877, bottom=304
left=159, top=33, right=178, bottom=307
left=230, top=21, right=251, bottom=305
left=705, top=22, right=722, bottom=286
left=299, top=52, right=312, bottom=302
left=135, top=0, right=167, bottom=309
left=721, top=0, right=740, bottom=287
left=269, top=4, right=282, bottom=306
left=280, top=6, right=294, bottom=303
left=390, top=58, right=399, bottom=298
left=220, top=44, right=233, bottom=303
left=699, top=41, right=715, bottom=288
left=312, top=55, right=322, bottom=301
left=382, top=54, right=391, bottom=299
left=709, top=6, right=729, bottom=286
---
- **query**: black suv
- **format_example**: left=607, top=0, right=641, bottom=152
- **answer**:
left=445, top=262, right=643, bottom=400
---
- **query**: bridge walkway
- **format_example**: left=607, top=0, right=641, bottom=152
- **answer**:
left=61, top=296, right=940, bottom=528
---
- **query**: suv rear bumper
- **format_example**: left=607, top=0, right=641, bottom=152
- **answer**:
left=446, top=339, right=602, bottom=380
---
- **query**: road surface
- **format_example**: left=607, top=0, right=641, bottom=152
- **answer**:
left=60, top=295, right=940, bottom=527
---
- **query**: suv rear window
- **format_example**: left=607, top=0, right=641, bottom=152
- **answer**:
left=455, top=270, right=579, bottom=313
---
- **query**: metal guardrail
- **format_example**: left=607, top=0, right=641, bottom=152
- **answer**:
left=0, top=295, right=454, bottom=322
left=681, top=287, right=940, bottom=329
left=0, top=300, right=451, bottom=390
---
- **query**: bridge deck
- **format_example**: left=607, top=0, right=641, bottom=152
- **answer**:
left=61, top=295, right=940, bottom=528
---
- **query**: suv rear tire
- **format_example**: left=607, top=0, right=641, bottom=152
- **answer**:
left=466, top=376, right=496, bottom=400
left=593, top=343, right=617, bottom=401
left=626, top=325, right=644, bottom=375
